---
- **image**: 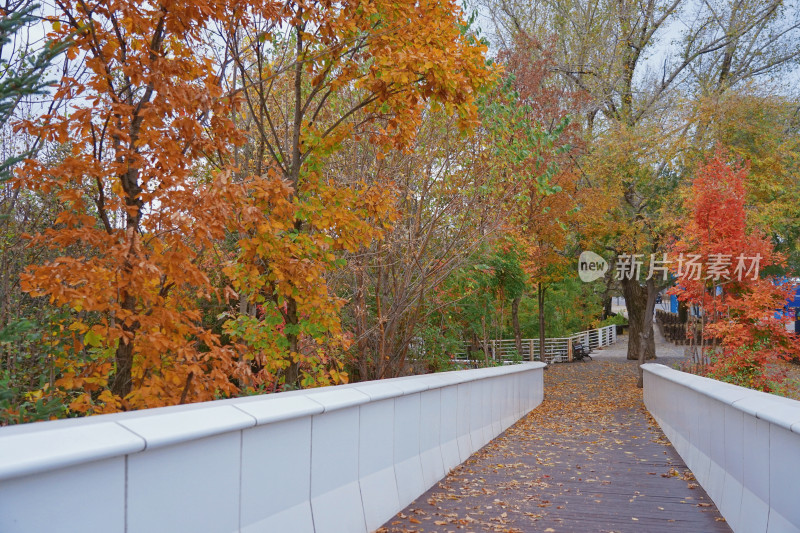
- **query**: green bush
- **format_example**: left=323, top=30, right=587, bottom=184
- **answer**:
left=595, top=314, right=627, bottom=327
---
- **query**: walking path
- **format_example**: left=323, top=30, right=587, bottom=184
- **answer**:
left=593, top=328, right=687, bottom=363
left=380, top=331, right=729, bottom=532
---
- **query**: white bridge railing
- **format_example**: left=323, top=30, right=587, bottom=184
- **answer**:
left=455, top=325, right=617, bottom=364
left=643, top=363, right=800, bottom=532
left=0, top=363, right=546, bottom=533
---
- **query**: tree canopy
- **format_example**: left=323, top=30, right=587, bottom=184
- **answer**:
left=1, top=0, right=798, bottom=423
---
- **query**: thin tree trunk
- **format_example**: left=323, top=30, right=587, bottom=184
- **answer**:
left=678, top=300, right=688, bottom=322
left=700, top=306, right=706, bottom=368
left=111, top=293, right=137, bottom=398
left=512, top=295, right=522, bottom=359
left=537, top=283, right=546, bottom=362
left=284, top=297, right=300, bottom=387
left=481, top=315, right=490, bottom=364
left=111, top=225, right=142, bottom=399
left=282, top=21, right=306, bottom=389
left=353, top=261, right=369, bottom=381
left=375, top=263, right=387, bottom=378
left=602, top=295, right=612, bottom=320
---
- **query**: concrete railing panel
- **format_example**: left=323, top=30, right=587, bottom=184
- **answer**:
left=358, top=399, right=400, bottom=532
left=478, top=378, right=494, bottom=447
left=719, top=404, right=744, bottom=531
left=455, top=382, right=473, bottom=462
left=240, top=417, right=315, bottom=533
left=419, top=389, right=446, bottom=489
left=127, top=432, right=243, bottom=533
left=768, top=422, right=800, bottom=532
left=740, top=415, right=771, bottom=533
left=311, top=407, right=367, bottom=533
left=394, top=393, right=425, bottom=509
left=439, top=385, right=461, bottom=472
left=0, top=457, right=126, bottom=533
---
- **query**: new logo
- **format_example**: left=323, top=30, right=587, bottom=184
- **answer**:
left=578, top=251, right=608, bottom=282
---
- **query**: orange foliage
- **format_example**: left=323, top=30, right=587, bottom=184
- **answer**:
left=497, top=34, right=588, bottom=282
left=222, top=0, right=495, bottom=387
left=13, top=0, right=493, bottom=414
left=15, top=1, right=250, bottom=412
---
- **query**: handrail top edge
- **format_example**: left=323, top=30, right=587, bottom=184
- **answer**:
left=642, top=363, right=800, bottom=434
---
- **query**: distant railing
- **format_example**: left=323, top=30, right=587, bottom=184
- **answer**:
left=454, top=325, right=617, bottom=365
left=655, top=309, right=689, bottom=344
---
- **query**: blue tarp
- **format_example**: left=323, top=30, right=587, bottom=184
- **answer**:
left=788, top=286, right=800, bottom=308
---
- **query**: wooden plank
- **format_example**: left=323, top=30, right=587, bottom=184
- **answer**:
left=379, top=360, right=731, bottom=533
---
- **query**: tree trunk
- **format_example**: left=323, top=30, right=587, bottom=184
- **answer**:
left=111, top=296, right=136, bottom=398
left=537, top=283, right=546, bottom=362
left=353, top=262, right=370, bottom=381
left=481, top=315, right=490, bottom=364
left=111, top=226, right=141, bottom=399
left=621, top=277, right=656, bottom=361
left=700, top=306, right=707, bottom=368
left=284, top=297, right=300, bottom=387
left=637, top=278, right=657, bottom=388
left=282, top=23, right=306, bottom=389
left=512, top=296, right=522, bottom=359
left=602, top=294, right=612, bottom=320
left=678, top=299, right=688, bottom=322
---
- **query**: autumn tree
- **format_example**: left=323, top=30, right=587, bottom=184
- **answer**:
left=497, top=34, right=588, bottom=361
left=221, top=0, right=495, bottom=387
left=691, top=88, right=800, bottom=273
left=334, top=109, right=514, bottom=379
left=13, top=0, right=269, bottom=413
left=482, top=0, right=800, bottom=363
left=670, top=151, right=800, bottom=390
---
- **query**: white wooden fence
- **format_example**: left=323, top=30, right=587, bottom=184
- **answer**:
left=455, top=325, right=617, bottom=364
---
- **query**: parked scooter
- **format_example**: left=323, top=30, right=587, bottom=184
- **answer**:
left=571, top=341, right=592, bottom=361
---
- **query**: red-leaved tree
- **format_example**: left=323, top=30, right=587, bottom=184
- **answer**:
left=670, top=150, right=799, bottom=390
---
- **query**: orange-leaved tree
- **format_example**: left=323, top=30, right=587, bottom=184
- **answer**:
left=222, top=0, right=496, bottom=387
left=670, top=150, right=800, bottom=390
left=13, top=0, right=496, bottom=412
left=14, top=0, right=255, bottom=413
left=497, top=34, right=587, bottom=361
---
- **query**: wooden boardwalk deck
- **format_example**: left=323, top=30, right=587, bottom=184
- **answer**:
left=380, top=342, right=730, bottom=533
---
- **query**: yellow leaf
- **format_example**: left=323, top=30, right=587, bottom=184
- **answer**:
left=69, top=321, right=88, bottom=333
